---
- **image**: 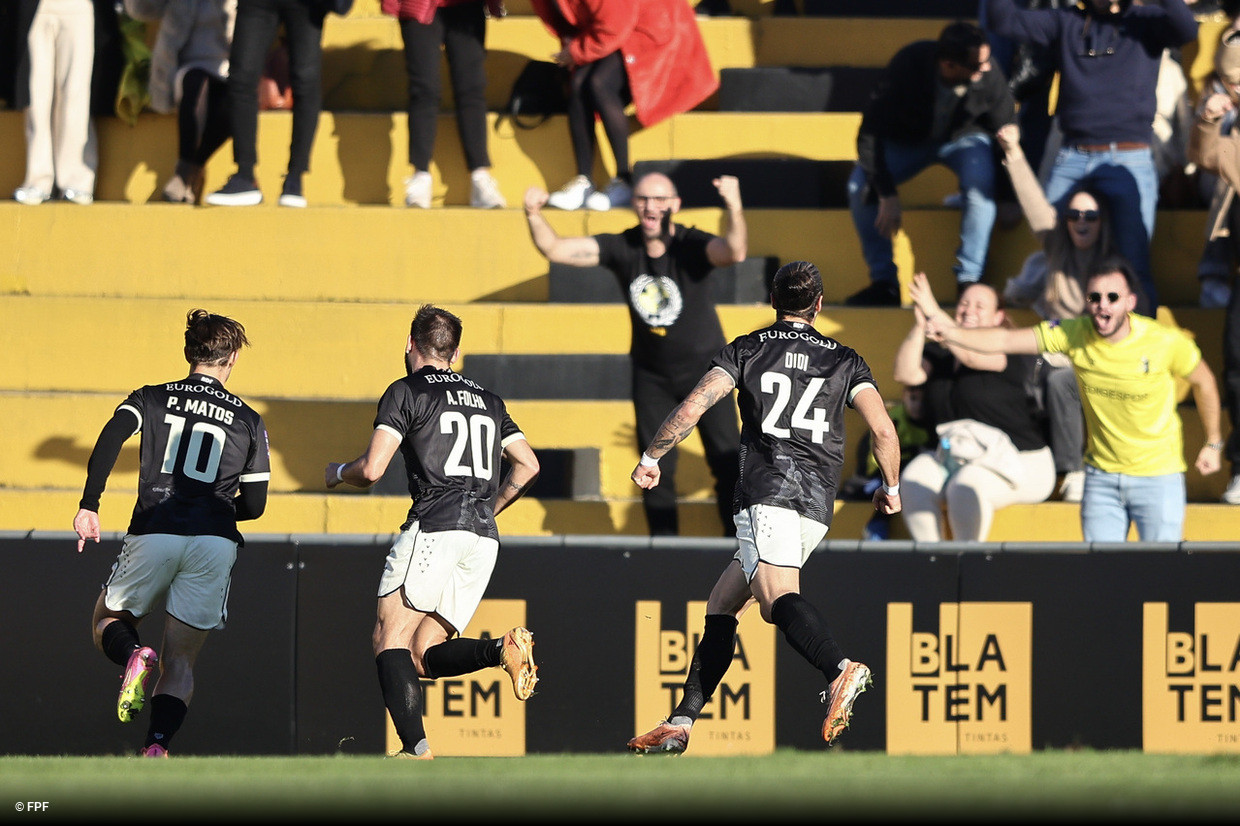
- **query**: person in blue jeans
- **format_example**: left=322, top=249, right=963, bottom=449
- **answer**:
left=983, top=0, right=1199, bottom=317
left=846, top=21, right=1016, bottom=307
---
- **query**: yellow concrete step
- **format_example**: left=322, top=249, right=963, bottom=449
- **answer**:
left=0, top=196, right=1217, bottom=308
left=8, top=485, right=1238, bottom=541
left=313, top=14, right=955, bottom=112
left=5, top=394, right=737, bottom=501
left=0, top=297, right=1227, bottom=397
left=0, top=110, right=875, bottom=208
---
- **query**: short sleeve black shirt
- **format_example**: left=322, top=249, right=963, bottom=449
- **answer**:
left=374, top=366, right=524, bottom=539
left=594, top=224, right=726, bottom=373
left=120, top=374, right=271, bottom=543
left=921, top=343, right=1047, bottom=452
left=711, top=320, right=878, bottom=526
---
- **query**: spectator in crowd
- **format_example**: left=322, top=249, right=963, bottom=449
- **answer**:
left=911, top=262, right=1224, bottom=543
left=325, top=304, right=540, bottom=760
left=124, top=0, right=236, bottom=205
left=205, top=0, right=329, bottom=207
left=13, top=0, right=102, bottom=205
left=979, top=0, right=1061, bottom=179
left=997, top=122, right=1126, bottom=503
left=893, top=280, right=1055, bottom=542
left=386, top=0, right=506, bottom=209
left=72, top=309, right=270, bottom=757
left=530, top=0, right=718, bottom=211
left=845, top=20, right=1015, bottom=307
left=984, top=0, right=1199, bottom=317
left=523, top=172, right=745, bottom=536
left=1188, top=23, right=1240, bottom=504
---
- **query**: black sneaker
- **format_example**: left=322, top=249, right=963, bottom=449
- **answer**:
left=205, top=174, right=262, bottom=206
left=279, top=174, right=306, bottom=208
left=844, top=282, right=901, bottom=307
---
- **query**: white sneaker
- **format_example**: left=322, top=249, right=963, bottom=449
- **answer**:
left=1059, top=470, right=1084, bottom=503
left=1222, top=473, right=1240, bottom=504
left=599, top=176, right=632, bottom=209
left=405, top=171, right=432, bottom=208
left=14, top=186, right=51, bottom=205
left=62, top=188, right=94, bottom=205
left=1200, top=277, right=1232, bottom=309
left=469, top=168, right=506, bottom=209
left=546, top=175, right=596, bottom=210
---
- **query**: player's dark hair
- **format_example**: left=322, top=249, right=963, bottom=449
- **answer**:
left=936, top=21, right=987, bottom=67
left=410, top=304, right=463, bottom=361
left=771, top=261, right=823, bottom=321
left=1085, top=255, right=1139, bottom=295
left=184, top=309, right=249, bottom=366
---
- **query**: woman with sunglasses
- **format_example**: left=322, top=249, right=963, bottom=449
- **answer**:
left=995, top=122, right=1137, bottom=503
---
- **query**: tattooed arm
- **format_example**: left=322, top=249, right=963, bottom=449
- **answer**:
left=631, top=367, right=737, bottom=490
left=494, top=437, right=541, bottom=516
left=524, top=186, right=601, bottom=266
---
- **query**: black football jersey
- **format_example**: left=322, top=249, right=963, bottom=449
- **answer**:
left=710, top=320, right=878, bottom=525
left=374, top=366, right=525, bottom=539
left=119, top=373, right=270, bottom=542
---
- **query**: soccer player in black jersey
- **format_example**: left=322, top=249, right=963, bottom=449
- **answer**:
left=326, top=305, right=541, bottom=760
left=627, top=261, right=903, bottom=754
left=73, top=309, right=271, bottom=757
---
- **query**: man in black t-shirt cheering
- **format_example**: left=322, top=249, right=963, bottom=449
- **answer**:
left=626, top=262, right=903, bottom=754
left=73, top=309, right=271, bottom=757
left=524, top=172, right=748, bottom=536
left=326, top=305, right=541, bottom=760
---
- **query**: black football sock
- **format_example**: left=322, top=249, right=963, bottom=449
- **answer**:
left=422, top=637, right=502, bottom=678
left=671, top=614, right=739, bottom=723
left=100, top=620, right=141, bottom=667
left=771, top=593, right=847, bottom=681
left=144, top=694, right=188, bottom=750
left=376, top=649, right=427, bottom=753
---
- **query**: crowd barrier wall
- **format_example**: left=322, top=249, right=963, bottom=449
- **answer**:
left=4, top=533, right=1238, bottom=757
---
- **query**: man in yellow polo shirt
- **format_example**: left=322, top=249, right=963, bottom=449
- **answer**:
left=909, top=259, right=1223, bottom=542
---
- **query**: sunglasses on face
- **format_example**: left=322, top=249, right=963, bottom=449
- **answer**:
left=1065, top=209, right=1100, bottom=222
left=1086, top=292, right=1122, bottom=304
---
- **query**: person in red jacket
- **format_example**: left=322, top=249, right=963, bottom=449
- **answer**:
left=530, top=0, right=718, bottom=211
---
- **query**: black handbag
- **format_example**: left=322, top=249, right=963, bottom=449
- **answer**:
left=501, top=60, right=569, bottom=130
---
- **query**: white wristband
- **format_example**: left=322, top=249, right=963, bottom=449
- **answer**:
left=335, top=464, right=346, bottom=483
left=639, top=452, right=660, bottom=467
left=882, top=482, right=900, bottom=496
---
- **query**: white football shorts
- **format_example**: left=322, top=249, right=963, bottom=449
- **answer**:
left=733, top=504, right=829, bottom=582
left=103, top=533, right=238, bottom=631
left=377, top=522, right=499, bottom=634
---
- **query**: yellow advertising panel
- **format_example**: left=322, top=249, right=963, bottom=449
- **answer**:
left=886, top=602, right=1032, bottom=755
left=1143, top=602, right=1240, bottom=753
left=384, top=599, right=529, bottom=756
left=634, top=600, right=775, bottom=755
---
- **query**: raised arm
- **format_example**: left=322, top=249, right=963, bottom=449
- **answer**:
left=996, top=123, right=1057, bottom=241
left=523, top=186, right=602, bottom=266
left=631, top=366, right=736, bottom=489
left=705, top=175, right=747, bottom=267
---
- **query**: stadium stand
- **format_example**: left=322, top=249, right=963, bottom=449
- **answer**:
left=1, top=0, right=1235, bottom=540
